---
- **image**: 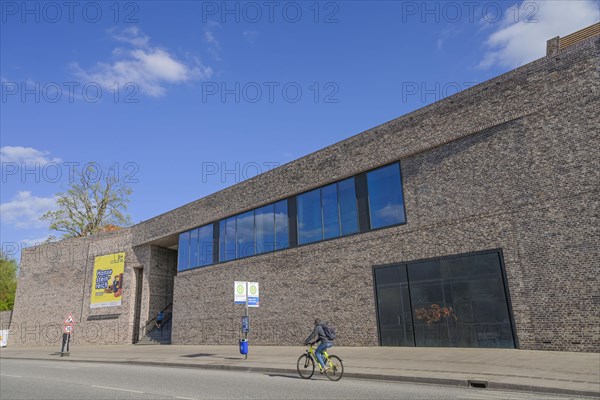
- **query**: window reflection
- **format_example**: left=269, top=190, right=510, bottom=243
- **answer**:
left=297, top=189, right=322, bottom=244
left=256, top=204, right=275, bottom=254
left=367, top=163, right=406, bottom=229
left=322, top=184, right=340, bottom=240
left=189, top=228, right=199, bottom=268
left=237, top=211, right=255, bottom=258
left=338, top=178, right=358, bottom=236
left=220, top=217, right=237, bottom=262
left=178, top=231, right=190, bottom=271
left=198, top=224, right=213, bottom=266
left=274, top=200, right=289, bottom=250
left=297, top=178, right=359, bottom=245
left=179, top=162, right=405, bottom=270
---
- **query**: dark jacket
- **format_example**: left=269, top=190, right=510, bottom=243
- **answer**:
left=304, top=324, right=332, bottom=345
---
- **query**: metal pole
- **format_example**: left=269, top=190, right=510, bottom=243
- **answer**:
left=245, top=281, right=248, bottom=359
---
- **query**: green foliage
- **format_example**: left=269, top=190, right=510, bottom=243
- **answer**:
left=0, top=252, right=18, bottom=311
left=40, top=167, right=133, bottom=238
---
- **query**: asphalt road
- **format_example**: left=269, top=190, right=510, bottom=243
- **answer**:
left=0, top=359, right=590, bottom=400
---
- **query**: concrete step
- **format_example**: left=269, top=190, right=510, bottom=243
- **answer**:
left=135, top=319, right=172, bottom=345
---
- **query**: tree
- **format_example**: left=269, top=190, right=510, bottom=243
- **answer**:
left=0, top=252, right=18, bottom=311
left=41, top=167, right=133, bottom=238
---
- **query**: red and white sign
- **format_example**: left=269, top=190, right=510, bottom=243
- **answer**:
left=63, top=313, right=76, bottom=326
left=63, top=325, right=73, bottom=334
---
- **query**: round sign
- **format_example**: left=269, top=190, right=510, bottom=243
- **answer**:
left=236, top=284, right=245, bottom=294
left=249, top=286, right=257, bottom=295
left=63, top=325, right=73, bottom=334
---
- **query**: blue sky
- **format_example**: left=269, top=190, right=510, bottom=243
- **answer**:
left=1, top=0, right=598, bottom=260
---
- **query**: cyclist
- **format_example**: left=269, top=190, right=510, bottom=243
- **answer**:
left=304, top=318, right=333, bottom=372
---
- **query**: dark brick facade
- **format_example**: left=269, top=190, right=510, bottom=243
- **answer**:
left=11, top=35, right=599, bottom=351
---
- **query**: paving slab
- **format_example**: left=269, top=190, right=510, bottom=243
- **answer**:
left=1, top=345, right=599, bottom=398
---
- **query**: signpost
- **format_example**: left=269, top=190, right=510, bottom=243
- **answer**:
left=248, top=282, right=259, bottom=307
left=61, top=313, right=76, bottom=356
left=234, top=281, right=259, bottom=359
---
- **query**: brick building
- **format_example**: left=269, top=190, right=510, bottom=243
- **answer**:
left=9, top=26, right=599, bottom=352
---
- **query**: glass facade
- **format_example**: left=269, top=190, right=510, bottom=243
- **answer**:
left=197, top=224, right=214, bottom=267
left=215, top=200, right=290, bottom=265
left=178, top=231, right=190, bottom=271
left=297, top=178, right=359, bottom=245
left=177, top=162, right=406, bottom=272
left=274, top=201, right=289, bottom=250
left=236, top=211, right=255, bottom=258
left=338, top=178, right=359, bottom=235
left=297, top=188, right=322, bottom=244
left=374, top=251, right=515, bottom=348
left=367, top=163, right=406, bottom=229
left=255, top=204, right=275, bottom=254
left=179, top=224, right=214, bottom=271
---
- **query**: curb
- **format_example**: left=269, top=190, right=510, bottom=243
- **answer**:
left=3, top=356, right=599, bottom=398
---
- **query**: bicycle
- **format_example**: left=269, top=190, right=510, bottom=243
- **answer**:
left=297, top=343, right=344, bottom=381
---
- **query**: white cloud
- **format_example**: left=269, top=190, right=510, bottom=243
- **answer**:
left=205, top=31, right=220, bottom=48
left=204, top=29, right=222, bottom=61
left=73, top=28, right=212, bottom=97
left=0, top=191, right=57, bottom=229
left=21, top=235, right=52, bottom=247
left=0, top=146, right=61, bottom=165
left=479, top=1, right=599, bottom=69
left=110, top=26, right=150, bottom=48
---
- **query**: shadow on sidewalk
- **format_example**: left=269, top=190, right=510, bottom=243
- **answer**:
left=180, top=353, right=216, bottom=358
left=265, top=373, right=302, bottom=380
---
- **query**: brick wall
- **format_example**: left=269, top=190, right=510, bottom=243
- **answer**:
left=9, top=230, right=138, bottom=346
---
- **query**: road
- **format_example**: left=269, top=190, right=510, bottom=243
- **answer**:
left=0, top=359, right=590, bottom=400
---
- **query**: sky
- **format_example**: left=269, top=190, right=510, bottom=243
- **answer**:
left=1, top=0, right=599, bottom=261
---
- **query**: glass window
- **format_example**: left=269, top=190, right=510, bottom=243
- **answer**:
left=255, top=204, right=275, bottom=254
left=367, top=163, right=406, bottom=229
left=274, top=200, right=289, bottom=250
left=189, top=228, right=199, bottom=268
left=236, top=210, right=255, bottom=258
left=177, top=231, right=190, bottom=271
left=198, top=224, right=213, bottom=266
left=338, top=178, right=358, bottom=236
left=220, top=217, right=237, bottom=262
left=219, top=220, right=226, bottom=262
left=297, top=188, right=322, bottom=244
left=322, top=184, right=340, bottom=240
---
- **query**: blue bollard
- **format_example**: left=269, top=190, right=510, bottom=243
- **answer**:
left=239, top=339, right=248, bottom=355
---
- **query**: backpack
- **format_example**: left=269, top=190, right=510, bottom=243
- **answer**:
left=321, top=322, right=336, bottom=340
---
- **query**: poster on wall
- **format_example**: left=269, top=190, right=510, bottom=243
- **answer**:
left=90, top=252, right=125, bottom=309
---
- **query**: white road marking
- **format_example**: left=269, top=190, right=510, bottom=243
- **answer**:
left=1, top=374, right=22, bottom=378
left=175, top=397, right=197, bottom=400
left=91, top=385, right=144, bottom=394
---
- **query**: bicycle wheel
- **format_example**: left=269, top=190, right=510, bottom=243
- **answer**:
left=325, top=355, right=344, bottom=381
left=297, top=354, right=315, bottom=379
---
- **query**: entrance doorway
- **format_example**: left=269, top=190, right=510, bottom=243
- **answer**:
left=373, top=250, right=516, bottom=348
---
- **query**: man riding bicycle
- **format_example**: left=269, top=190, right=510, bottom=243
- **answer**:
left=304, top=318, right=334, bottom=372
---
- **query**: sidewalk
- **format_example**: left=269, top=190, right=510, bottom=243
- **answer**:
left=1, top=345, right=599, bottom=398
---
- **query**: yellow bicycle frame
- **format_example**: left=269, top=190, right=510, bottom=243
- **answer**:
left=307, top=344, right=332, bottom=371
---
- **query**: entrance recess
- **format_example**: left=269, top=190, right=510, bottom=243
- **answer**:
left=374, top=250, right=516, bottom=348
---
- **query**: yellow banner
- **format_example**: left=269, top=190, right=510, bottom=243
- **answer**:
left=90, top=252, right=125, bottom=309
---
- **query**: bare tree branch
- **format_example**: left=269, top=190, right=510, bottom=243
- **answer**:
left=40, top=167, right=133, bottom=238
